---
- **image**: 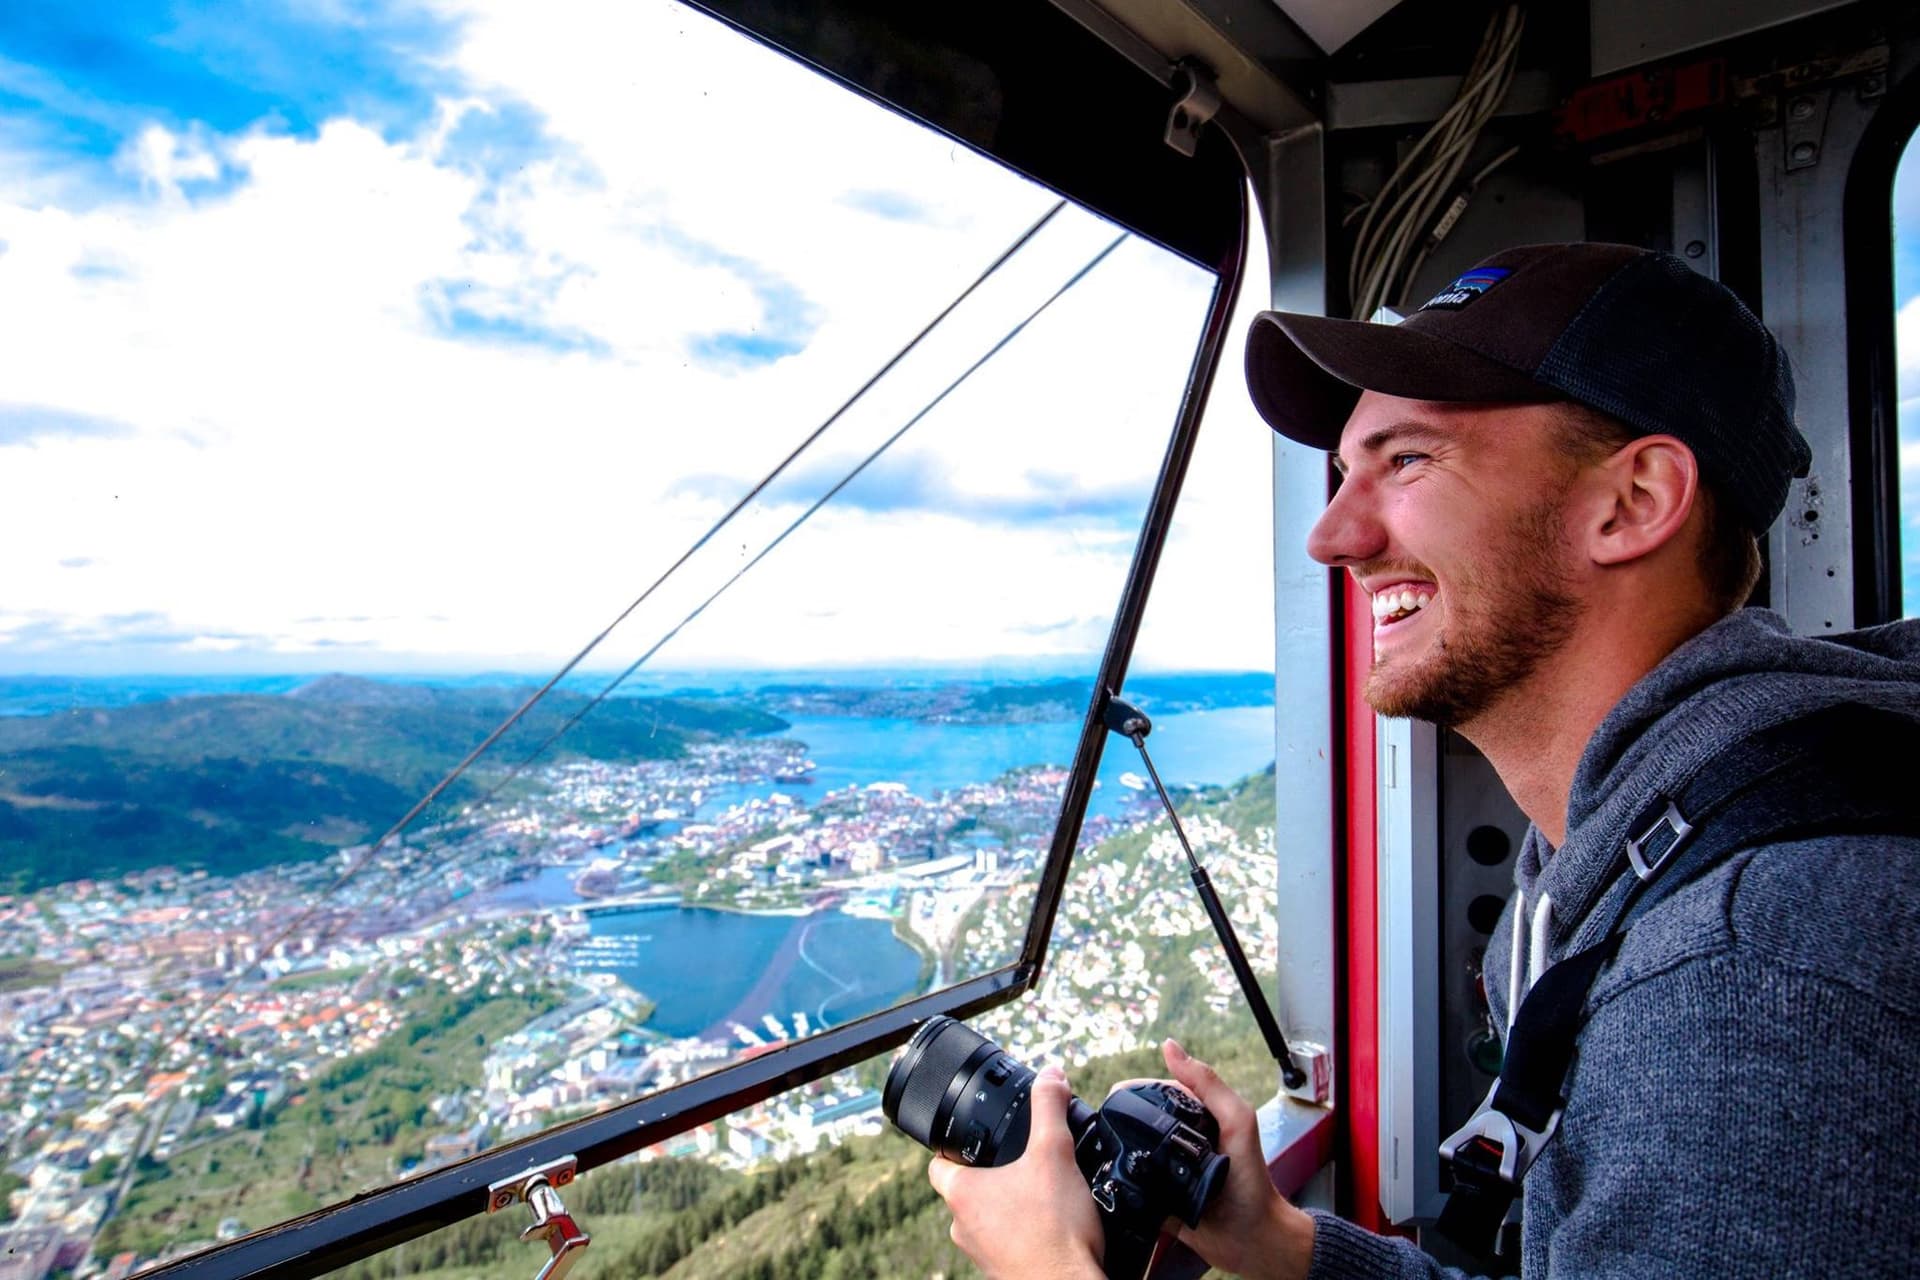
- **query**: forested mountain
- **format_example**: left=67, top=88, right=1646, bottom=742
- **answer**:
left=0, top=677, right=785, bottom=891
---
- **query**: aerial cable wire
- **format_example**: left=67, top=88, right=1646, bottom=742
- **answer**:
left=325, top=230, right=1131, bottom=950
left=481, top=232, right=1133, bottom=791
left=107, top=200, right=1070, bottom=1089
left=312, top=197, right=1071, bottom=873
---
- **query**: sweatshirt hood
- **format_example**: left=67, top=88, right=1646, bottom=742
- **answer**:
left=1514, top=607, right=1920, bottom=947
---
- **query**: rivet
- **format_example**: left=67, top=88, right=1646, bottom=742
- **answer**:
left=1790, top=141, right=1818, bottom=163
left=1684, top=240, right=1706, bottom=259
left=1788, top=96, right=1816, bottom=120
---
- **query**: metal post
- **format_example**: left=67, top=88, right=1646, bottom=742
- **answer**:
left=1263, top=121, right=1339, bottom=1104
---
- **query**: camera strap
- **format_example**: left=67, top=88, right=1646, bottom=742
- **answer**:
left=1435, top=701, right=1920, bottom=1258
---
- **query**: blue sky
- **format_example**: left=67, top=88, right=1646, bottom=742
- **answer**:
left=0, top=0, right=1278, bottom=674
left=0, top=1, right=455, bottom=195
left=1894, top=132, right=1920, bottom=615
left=0, top=2, right=825, bottom=371
left=22, top=2, right=1914, bottom=668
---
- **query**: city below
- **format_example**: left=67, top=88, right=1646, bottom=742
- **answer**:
left=0, top=676, right=1279, bottom=1278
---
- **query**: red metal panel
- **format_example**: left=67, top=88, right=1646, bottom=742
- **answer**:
left=1337, top=571, right=1392, bottom=1232
left=1553, top=57, right=1728, bottom=145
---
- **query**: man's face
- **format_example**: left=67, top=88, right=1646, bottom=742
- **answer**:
left=1306, top=392, right=1588, bottom=727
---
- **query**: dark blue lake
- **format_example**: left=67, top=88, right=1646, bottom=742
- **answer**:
left=581, top=907, right=923, bottom=1040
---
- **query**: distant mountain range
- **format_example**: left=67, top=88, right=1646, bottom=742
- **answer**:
left=746, top=671, right=1273, bottom=723
left=0, top=670, right=1272, bottom=893
left=0, top=676, right=784, bottom=893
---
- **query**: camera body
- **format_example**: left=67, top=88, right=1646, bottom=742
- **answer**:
left=884, top=1015, right=1229, bottom=1280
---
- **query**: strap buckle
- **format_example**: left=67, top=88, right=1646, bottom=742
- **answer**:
left=1625, top=797, right=1694, bottom=880
left=1439, top=1080, right=1562, bottom=1186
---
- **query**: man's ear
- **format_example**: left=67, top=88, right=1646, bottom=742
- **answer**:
left=1580, top=435, right=1699, bottom=568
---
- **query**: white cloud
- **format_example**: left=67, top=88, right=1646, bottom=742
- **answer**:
left=0, top=0, right=1278, bottom=674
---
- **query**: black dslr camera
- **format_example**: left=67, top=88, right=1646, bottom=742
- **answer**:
left=884, top=1015, right=1229, bottom=1280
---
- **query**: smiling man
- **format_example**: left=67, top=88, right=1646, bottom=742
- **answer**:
left=930, top=243, right=1920, bottom=1277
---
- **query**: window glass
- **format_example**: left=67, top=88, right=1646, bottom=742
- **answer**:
left=1897, top=128, right=1920, bottom=615
left=0, top=0, right=1234, bottom=1269
left=323, top=209, right=1280, bottom=1280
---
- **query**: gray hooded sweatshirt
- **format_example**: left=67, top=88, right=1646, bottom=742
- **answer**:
left=1306, top=608, right=1920, bottom=1278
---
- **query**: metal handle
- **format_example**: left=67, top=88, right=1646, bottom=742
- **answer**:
left=489, top=1156, right=591, bottom=1280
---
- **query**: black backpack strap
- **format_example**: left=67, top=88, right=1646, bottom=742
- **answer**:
left=1435, top=703, right=1920, bottom=1258
left=1435, top=935, right=1621, bottom=1254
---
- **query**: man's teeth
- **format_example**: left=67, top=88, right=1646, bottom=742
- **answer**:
left=1371, top=589, right=1434, bottom=621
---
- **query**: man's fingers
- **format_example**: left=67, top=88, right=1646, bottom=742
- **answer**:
left=929, top=1155, right=960, bottom=1200
left=1026, top=1064, right=1074, bottom=1152
left=1162, top=1040, right=1251, bottom=1125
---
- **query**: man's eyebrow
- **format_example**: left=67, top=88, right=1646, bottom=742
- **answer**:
left=1333, top=421, right=1450, bottom=475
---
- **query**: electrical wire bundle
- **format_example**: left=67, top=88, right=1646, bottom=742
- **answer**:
left=1346, top=4, right=1526, bottom=321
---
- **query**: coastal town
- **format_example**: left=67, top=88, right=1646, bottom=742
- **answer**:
left=0, top=721, right=1278, bottom=1277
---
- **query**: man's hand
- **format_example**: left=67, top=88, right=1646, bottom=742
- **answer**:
left=1129, top=1040, right=1317, bottom=1280
left=927, top=1064, right=1104, bottom=1280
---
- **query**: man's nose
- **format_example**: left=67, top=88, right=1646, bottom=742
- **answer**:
left=1305, top=475, right=1387, bottom=567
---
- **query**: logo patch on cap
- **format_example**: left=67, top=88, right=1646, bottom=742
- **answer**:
left=1419, top=266, right=1511, bottom=312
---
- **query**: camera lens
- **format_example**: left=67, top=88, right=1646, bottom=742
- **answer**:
left=886, top=1017, right=991, bottom=1149
left=884, top=1016, right=1039, bottom=1166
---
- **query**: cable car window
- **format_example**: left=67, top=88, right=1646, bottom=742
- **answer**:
left=334, top=191, right=1276, bottom=1280
left=0, top=1, right=1243, bottom=1271
left=1896, top=128, right=1920, bottom=617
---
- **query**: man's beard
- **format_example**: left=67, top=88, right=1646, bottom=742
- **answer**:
left=1364, top=496, right=1582, bottom=728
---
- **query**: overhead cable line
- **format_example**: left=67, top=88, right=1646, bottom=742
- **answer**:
left=313, top=230, right=1130, bottom=964
left=110, top=200, right=1068, bottom=1090
left=476, top=233, right=1133, bottom=816
left=314, top=197, right=1071, bottom=875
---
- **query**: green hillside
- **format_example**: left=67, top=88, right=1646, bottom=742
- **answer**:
left=326, top=1035, right=1277, bottom=1280
left=0, top=677, right=786, bottom=891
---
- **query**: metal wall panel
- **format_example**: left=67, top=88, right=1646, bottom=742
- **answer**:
left=1375, top=716, right=1442, bottom=1224
left=1591, top=0, right=1857, bottom=76
left=1758, top=83, right=1880, bottom=632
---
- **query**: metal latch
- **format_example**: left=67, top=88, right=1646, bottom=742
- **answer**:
left=1164, top=59, right=1220, bottom=157
left=1284, top=1040, right=1332, bottom=1106
left=488, top=1155, right=590, bottom=1280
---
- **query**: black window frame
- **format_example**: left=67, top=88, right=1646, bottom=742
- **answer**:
left=138, top=2, right=1254, bottom=1276
left=1845, top=57, right=1920, bottom=624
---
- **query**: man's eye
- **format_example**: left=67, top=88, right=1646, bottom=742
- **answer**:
left=1389, top=452, right=1426, bottom=471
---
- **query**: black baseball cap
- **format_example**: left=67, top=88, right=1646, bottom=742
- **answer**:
left=1245, top=242, right=1810, bottom=533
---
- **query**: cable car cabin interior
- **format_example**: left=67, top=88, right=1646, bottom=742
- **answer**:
left=0, top=0, right=1914, bottom=1277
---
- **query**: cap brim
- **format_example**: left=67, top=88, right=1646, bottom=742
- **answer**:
left=1246, top=311, right=1554, bottom=450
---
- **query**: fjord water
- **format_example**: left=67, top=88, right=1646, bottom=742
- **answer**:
left=604, top=704, right=1277, bottom=1037
left=698, top=703, right=1277, bottom=822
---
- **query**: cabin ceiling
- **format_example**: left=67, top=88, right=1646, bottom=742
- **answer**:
left=1268, top=0, right=1403, bottom=55
left=1072, top=0, right=1873, bottom=138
